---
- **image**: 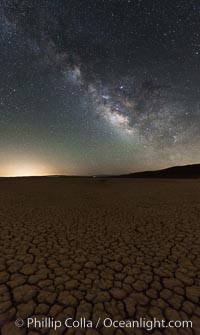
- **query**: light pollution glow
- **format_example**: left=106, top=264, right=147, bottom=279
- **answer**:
left=0, top=162, right=55, bottom=177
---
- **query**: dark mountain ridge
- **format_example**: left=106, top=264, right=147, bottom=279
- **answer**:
left=118, top=164, right=200, bottom=179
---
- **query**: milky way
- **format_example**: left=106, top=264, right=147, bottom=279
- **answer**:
left=0, top=0, right=200, bottom=175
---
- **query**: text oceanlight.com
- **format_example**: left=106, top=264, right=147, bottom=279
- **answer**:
left=15, top=317, right=193, bottom=331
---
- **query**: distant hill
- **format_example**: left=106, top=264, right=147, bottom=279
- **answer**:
left=118, top=164, right=200, bottom=179
left=1, top=164, right=200, bottom=179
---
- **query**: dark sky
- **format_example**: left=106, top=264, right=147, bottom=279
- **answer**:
left=0, top=0, right=200, bottom=176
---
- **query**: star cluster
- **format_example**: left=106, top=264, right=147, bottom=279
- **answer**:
left=0, top=0, right=200, bottom=176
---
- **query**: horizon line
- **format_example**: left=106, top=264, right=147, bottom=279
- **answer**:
left=0, top=162, right=199, bottom=178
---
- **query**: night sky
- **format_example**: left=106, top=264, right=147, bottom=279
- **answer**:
left=0, top=0, right=200, bottom=176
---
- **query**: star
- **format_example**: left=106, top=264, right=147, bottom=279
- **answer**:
left=0, top=0, right=199, bottom=176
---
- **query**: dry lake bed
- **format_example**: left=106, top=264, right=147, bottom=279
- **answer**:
left=0, top=178, right=200, bottom=334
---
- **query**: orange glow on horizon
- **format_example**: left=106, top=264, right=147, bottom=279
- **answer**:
left=0, top=162, right=56, bottom=177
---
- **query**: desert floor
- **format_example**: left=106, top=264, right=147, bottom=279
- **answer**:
left=0, top=178, right=200, bottom=335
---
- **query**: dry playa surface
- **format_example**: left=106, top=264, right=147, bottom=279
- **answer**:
left=0, top=177, right=200, bottom=335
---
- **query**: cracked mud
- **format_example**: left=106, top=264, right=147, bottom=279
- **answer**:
left=0, top=178, right=200, bottom=334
